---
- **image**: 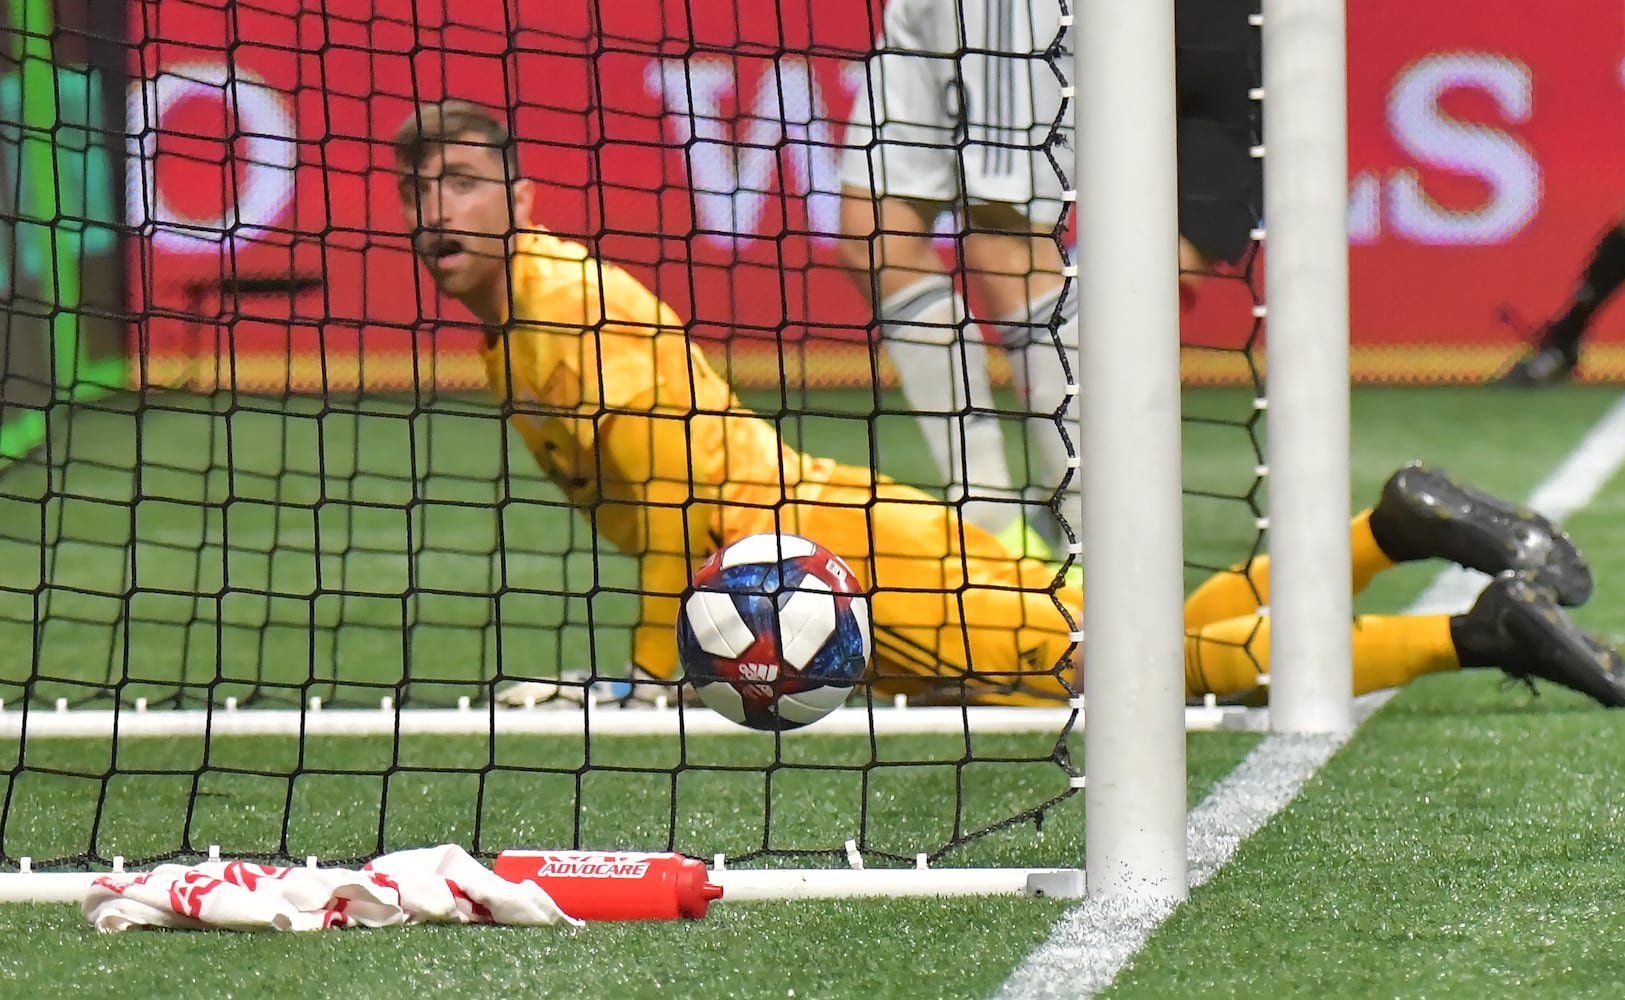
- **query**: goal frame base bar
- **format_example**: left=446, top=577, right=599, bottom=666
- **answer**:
left=0, top=703, right=1268, bottom=739
left=0, top=865, right=1087, bottom=905
left=712, top=865, right=1085, bottom=901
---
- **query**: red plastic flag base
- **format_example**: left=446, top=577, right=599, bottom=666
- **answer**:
left=493, top=850, right=723, bottom=921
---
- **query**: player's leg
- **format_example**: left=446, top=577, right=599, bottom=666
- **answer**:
left=964, top=206, right=1076, bottom=562
left=1181, top=461, right=1594, bottom=630
left=837, top=0, right=1017, bottom=536
left=1494, top=214, right=1625, bottom=386
left=953, top=0, right=1079, bottom=560
left=1174, top=119, right=1258, bottom=305
left=836, top=193, right=1017, bottom=535
left=1361, top=462, right=1591, bottom=604
left=1179, top=511, right=1391, bottom=630
left=1172, top=0, right=1263, bottom=308
left=1186, top=571, right=1625, bottom=707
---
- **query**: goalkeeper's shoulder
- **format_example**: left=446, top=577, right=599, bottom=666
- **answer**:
left=510, top=228, right=597, bottom=300
left=514, top=227, right=591, bottom=264
left=513, top=227, right=683, bottom=329
left=512, top=228, right=645, bottom=296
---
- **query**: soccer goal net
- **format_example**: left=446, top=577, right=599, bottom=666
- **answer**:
left=0, top=0, right=1268, bottom=901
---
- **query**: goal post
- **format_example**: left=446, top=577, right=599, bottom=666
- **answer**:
left=1076, top=0, right=1189, bottom=901
left=1261, top=0, right=1355, bottom=734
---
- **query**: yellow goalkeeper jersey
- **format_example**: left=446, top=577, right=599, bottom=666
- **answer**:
left=480, top=230, right=840, bottom=674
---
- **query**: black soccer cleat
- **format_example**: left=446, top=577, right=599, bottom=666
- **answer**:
left=1455, top=572, right=1625, bottom=709
left=1491, top=343, right=1577, bottom=387
left=1373, top=461, right=1593, bottom=606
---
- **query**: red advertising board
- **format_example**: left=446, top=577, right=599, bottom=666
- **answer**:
left=1339, top=0, right=1625, bottom=379
left=128, top=0, right=1625, bottom=389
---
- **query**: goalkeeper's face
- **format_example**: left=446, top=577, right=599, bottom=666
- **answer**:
left=400, top=137, right=534, bottom=304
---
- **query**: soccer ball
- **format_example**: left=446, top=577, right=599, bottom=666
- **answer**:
left=676, top=533, right=872, bottom=731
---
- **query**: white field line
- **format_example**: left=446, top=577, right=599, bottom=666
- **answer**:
left=995, top=394, right=1625, bottom=1000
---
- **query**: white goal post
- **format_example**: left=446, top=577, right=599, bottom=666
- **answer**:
left=1079, top=0, right=1354, bottom=903
left=1261, top=0, right=1356, bottom=734
left=1076, top=0, right=1188, bottom=903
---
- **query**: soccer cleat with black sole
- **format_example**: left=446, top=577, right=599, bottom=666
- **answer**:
left=1375, top=461, right=1593, bottom=606
left=1459, top=572, right=1625, bottom=708
left=1491, top=344, right=1577, bottom=387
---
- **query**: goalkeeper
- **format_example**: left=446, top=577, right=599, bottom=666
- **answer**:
left=393, top=101, right=1625, bottom=711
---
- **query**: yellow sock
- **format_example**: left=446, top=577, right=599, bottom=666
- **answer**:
left=1346, top=614, right=1460, bottom=693
left=1182, top=508, right=1401, bottom=631
left=1350, top=508, right=1397, bottom=593
left=1185, top=612, right=1461, bottom=700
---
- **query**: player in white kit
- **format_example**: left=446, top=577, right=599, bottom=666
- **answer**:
left=837, top=0, right=1077, bottom=557
left=839, top=0, right=1262, bottom=566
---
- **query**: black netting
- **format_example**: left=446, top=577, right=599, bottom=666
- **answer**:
left=0, top=0, right=1262, bottom=874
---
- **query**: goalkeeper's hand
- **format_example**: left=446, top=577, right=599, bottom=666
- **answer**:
left=493, top=666, right=687, bottom=709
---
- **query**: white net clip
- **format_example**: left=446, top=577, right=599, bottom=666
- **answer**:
left=844, top=839, right=864, bottom=870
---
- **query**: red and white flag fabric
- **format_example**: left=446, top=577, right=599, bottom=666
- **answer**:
left=82, top=844, right=583, bottom=933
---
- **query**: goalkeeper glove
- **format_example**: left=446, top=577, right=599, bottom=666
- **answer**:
left=494, top=665, right=689, bottom=709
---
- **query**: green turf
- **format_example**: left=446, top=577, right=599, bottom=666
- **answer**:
left=3, top=729, right=1090, bottom=868
left=0, top=382, right=1268, bottom=997
left=1107, top=676, right=1625, bottom=1000
left=0, top=384, right=1274, bottom=868
left=0, top=897, right=1076, bottom=1000
left=0, top=732, right=1261, bottom=1000
left=4, top=383, right=1625, bottom=998
left=1103, top=384, right=1625, bottom=1000
left=0, top=384, right=1277, bottom=709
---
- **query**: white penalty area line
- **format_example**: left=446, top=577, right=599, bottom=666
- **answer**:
left=996, top=393, right=1625, bottom=1000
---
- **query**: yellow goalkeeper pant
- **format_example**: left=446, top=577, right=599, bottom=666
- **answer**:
left=780, top=473, right=1458, bottom=705
left=769, top=466, right=1083, bottom=707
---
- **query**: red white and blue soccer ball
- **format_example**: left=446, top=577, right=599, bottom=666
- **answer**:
left=677, top=533, right=872, bottom=732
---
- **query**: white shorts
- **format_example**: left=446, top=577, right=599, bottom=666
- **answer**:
left=839, top=0, right=1072, bottom=224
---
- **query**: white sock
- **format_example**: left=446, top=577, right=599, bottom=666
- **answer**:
left=1003, top=284, right=1081, bottom=554
left=878, top=275, right=1018, bottom=535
